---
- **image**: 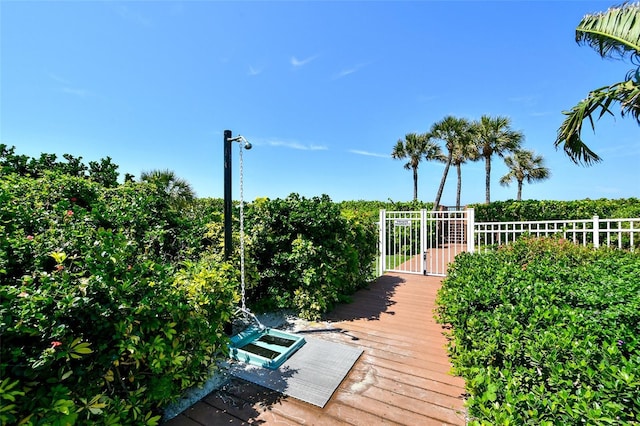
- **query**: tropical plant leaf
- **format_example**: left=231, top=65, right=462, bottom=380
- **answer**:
left=576, top=2, right=640, bottom=59
left=555, top=78, right=640, bottom=165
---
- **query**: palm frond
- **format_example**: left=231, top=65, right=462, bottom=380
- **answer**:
left=619, top=75, right=640, bottom=120
left=576, top=2, right=640, bottom=59
left=555, top=77, right=640, bottom=165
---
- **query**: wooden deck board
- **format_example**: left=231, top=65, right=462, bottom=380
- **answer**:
left=164, top=273, right=467, bottom=425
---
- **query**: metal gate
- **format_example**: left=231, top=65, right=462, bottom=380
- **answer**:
left=378, top=209, right=472, bottom=276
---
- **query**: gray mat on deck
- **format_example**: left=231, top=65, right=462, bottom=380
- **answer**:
left=225, top=336, right=363, bottom=408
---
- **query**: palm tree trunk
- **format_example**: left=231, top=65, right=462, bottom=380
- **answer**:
left=434, top=156, right=452, bottom=210
left=484, top=156, right=491, bottom=204
left=412, top=166, right=418, bottom=201
left=455, top=164, right=462, bottom=210
left=517, top=180, right=523, bottom=201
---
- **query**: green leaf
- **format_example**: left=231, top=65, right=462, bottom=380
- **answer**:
left=576, top=3, right=640, bottom=59
left=68, top=337, right=93, bottom=359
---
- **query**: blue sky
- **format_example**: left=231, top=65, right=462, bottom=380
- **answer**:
left=2, top=1, right=638, bottom=205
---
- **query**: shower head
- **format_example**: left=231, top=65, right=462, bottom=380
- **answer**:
left=228, top=135, right=252, bottom=150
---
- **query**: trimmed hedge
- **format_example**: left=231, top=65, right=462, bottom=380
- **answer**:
left=436, top=237, right=640, bottom=425
left=470, top=198, right=640, bottom=222
left=338, top=199, right=435, bottom=223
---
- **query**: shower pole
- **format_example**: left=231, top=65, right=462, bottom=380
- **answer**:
left=223, top=130, right=234, bottom=335
left=223, top=129, right=233, bottom=261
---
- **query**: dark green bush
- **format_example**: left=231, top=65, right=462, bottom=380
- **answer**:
left=246, top=194, right=378, bottom=320
left=1, top=147, right=383, bottom=423
left=336, top=198, right=640, bottom=224
left=436, top=237, right=640, bottom=424
left=1, top=144, right=120, bottom=187
left=471, top=198, right=640, bottom=222
left=1, top=172, right=236, bottom=425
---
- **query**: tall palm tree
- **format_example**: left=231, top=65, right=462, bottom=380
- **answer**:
left=499, top=149, right=551, bottom=201
left=140, top=169, right=195, bottom=207
left=474, top=115, right=523, bottom=204
left=431, top=116, right=473, bottom=210
left=391, top=132, right=443, bottom=201
left=555, top=2, right=640, bottom=165
left=451, top=130, right=480, bottom=210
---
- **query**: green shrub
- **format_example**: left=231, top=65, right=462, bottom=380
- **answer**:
left=337, top=198, right=640, bottom=224
left=1, top=172, right=236, bottom=425
left=471, top=198, right=640, bottom=222
left=0, top=144, right=120, bottom=187
left=436, top=237, right=640, bottom=424
left=339, top=199, right=434, bottom=223
left=246, top=194, right=378, bottom=320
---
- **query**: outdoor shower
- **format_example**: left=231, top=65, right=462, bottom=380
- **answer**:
left=223, top=129, right=306, bottom=369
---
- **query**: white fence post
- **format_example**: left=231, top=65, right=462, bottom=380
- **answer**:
left=421, top=209, right=427, bottom=275
left=593, top=215, right=600, bottom=249
left=466, top=208, right=475, bottom=254
left=379, top=209, right=386, bottom=276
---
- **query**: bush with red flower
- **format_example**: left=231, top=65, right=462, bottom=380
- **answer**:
left=0, top=170, right=237, bottom=425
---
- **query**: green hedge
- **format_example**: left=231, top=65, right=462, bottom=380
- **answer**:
left=1, top=172, right=237, bottom=425
left=336, top=198, right=640, bottom=224
left=436, top=237, right=640, bottom=424
left=0, top=166, right=381, bottom=423
left=338, top=199, right=434, bottom=223
left=470, top=198, right=640, bottom=222
left=0, top=147, right=382, bottom=423
left=246, top=194, right=378, bottom=320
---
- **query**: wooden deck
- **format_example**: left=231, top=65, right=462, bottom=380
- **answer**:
left=164, top=273, right=467, bottom=425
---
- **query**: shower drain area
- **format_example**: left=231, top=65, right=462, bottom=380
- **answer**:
left=229, top=326, right=306, bottom=369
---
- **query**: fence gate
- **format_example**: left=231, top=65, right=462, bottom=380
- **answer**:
left=378, top=209, right=473, bottom=276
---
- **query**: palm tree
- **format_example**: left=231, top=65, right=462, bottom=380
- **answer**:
left=474, top=115, right=523, bottom=204
left=451, top=130, right=479, bottom=210
left=140, top=169, right=195, bottom=207
left=430, top=116, right=473, bottom=210
left=555, top=2, right=640, bottom=166
left=499, top=149, right=551, bottom=201
left=391, top=132, right=443, bottom=201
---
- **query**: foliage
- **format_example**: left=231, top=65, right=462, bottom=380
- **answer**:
left=0, top=172, right=236, bottom=425
left=245, top=194, right=378, bottom=320
left=391, top=132, right=443, bottom=201
left=473, top=115, right=524, bottom=205
left=0, top=147, right=384, bottom=423
left=470, top=198, right=640, bottom=222
left=555, top=2, right=640, bottom=165
left=87, top=157, right=120, bottom=188
left=499, top=149, right=551, bottom=201
left=338, top=198, right=640, bottom=224
left=140, top=169, right=196, bottom=209
left=436, top=237, right=640, bottom=424
left=430, top=115, right=475, bottom=209
left=0, top=144, right=120, bottom=187
left=450, top=122, right=481, bottom=210
left=338, top=199, right=434, bottom=223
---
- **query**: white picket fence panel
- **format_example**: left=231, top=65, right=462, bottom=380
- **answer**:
left=474, top=216, right=640, bottom=252
left=378, top=209, right=471, bottom=277
left=379, top=209, right=639, bottom=277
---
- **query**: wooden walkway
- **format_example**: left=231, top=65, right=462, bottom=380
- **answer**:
left=164, top=273, right=467, bottom=425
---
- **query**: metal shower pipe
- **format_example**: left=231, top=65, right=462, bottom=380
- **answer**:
left=223, top=130, right=251, bottom=260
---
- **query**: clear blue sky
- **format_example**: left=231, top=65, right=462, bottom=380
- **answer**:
left=2, top=1, right=638, bottom=205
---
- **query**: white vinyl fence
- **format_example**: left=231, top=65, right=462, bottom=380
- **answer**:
left=378, top=209, right=471, bottom=276
left=379, top=209, right=640, bottom=276
left=474, top=216, right=640, bottom=252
